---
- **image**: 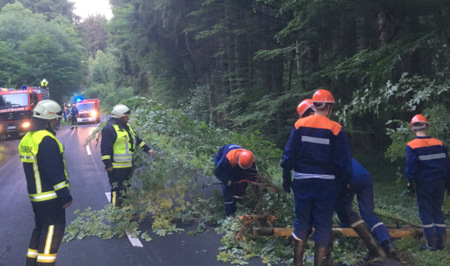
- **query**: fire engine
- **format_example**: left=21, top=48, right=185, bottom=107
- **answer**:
left=0, top=87, right=50, bottom=138
left=76, top=99, right=100, bottom=124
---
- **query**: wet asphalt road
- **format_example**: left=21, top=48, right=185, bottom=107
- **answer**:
left=0, top=122, right=268, bottom=266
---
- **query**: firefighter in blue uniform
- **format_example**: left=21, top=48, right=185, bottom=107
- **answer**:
left=214, top=144, right=258, bottom=216
left=281, top=90, right=352, bottom=265
left=405, top=114, right=450, bottom=251
left=101, top=104, right=153, bottom=207
left=18, top=100, right=72, bottom=266
left=335, top=158, right=396, bottom=260
left=70, top=105, right=78, bottom=130
left=296, top=99, right=396, bottom=262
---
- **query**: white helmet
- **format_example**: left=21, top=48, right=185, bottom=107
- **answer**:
left=32, top=100, right=62, bottom=120
left=111, top=104, right=130, bottom=119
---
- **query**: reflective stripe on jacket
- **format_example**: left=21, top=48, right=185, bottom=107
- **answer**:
left=18, top=130, right=70, bottom=202
left=405, top=136, right=450, bottom=182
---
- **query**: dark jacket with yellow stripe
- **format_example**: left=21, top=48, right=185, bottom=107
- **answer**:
left=18, top=129, right=72, bottom=205
left=100, top=117, right=151, bottom=169
left=406, top=136, right=450, bottom=182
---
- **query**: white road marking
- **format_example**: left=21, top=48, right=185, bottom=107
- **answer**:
left=104, top=192, right=143, bottom=248
left=126, top=232, right=143, bottom=248
left=86, top=145, right=91, bottom=155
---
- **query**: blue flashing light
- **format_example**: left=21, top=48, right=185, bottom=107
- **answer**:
left=22, top=86, right=27, bottom=90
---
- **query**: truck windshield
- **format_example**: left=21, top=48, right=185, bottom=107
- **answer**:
left=77, top=103, right=94, bottom=111
left=0, top=93, right=29, bottom=110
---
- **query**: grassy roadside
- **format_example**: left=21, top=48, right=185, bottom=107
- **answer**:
left=359, top=152, right=450, bottom=266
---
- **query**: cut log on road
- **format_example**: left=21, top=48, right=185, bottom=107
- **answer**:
left=252, top=227, right=450, bottom=238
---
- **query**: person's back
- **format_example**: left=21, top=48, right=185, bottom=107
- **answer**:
left=406, top=114, right=450, bottom=251
left=286, top=114, right=348, bottom=176
left=281, top=89, right=351, bottom=265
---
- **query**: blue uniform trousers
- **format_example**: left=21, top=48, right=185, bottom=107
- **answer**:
left=336, top=173, right=391, bottom=243
left=416, top=178, right=446, bottom=239
left=292, top=179, right=336, bottom=246
left=221, top=182, right=247, bottom=216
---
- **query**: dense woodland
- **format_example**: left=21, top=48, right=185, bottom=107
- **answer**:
left=1, top=1, right=450, bottom=265
left=1, top=0, right=449, bottom=152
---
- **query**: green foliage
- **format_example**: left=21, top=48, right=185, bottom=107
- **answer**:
left=394, top=237, right=450, bottom=266
left=71, top=96, right=450, bottom=265
left=0, top=2, right=85, bottom=102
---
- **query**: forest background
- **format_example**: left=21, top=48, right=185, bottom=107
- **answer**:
left=0, top=0, right=449, bottom=265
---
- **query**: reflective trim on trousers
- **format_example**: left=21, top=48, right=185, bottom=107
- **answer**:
left=37, top=253, right=57, bottom=263
left=44, top=225, right=54, bottom=255
left=422, top=223, right=435, bottom=228
left=371, top=222, right=384, bottom=232
left=27, top=249, right=38, bottom=259
left=351, top=219, right=365, bottom=228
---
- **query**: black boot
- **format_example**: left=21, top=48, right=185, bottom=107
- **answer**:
left=292, top=238, right=305, bottom=266
left=325, top=233, right=334, bottom=265
left=381, top=239, right=397, bottom=257
left=421, top=237, right=437, bottom=251
left=352, top=220, right=386, bottom=262
left=436, top=235, right=446, bottom=250
left=314, top=245, right=330, bottom=266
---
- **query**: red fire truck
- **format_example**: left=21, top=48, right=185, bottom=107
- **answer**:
left=76, top=99, right=100, bottom=124
left=0, top=87, right=50, bottom=138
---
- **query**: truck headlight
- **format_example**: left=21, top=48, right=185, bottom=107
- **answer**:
left=90, top=110, right=98, bottom=117
left=22, top=121, right=31, bottom=128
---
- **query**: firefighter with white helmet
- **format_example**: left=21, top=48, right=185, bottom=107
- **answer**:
left=406, top=114, right=450, bottom=251
left=18, top=100, right=72, bottom=265
left=281, top=89, right=352, bottom=265
left=101, top=104, right=154, bottom=207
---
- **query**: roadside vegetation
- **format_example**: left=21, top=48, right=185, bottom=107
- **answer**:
left=65, top=97, right=450, bottom=265
left=0, top=1, right=449, bottom=265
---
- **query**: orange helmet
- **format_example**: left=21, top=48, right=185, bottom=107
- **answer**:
left=311, top=89, right=335, bottom=104
left=410, top=114, right=429, bottom=130
left=297, top=99, right=315, bottom=118
left=238, top=150, right=255, bottom=169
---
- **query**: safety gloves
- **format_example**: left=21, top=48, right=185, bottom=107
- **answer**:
left=407, top=180, right=416, bottom=197
left=282, top=170, right=292, bottom=193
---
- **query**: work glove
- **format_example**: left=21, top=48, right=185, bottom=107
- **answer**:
left=407, top=180, right=416, bottom=196
left=282, top=171, right=292, bottom=193
left=227, top=180, right=236, bottom=187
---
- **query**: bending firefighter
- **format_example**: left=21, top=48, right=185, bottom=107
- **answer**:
left=214, top=144, right=258, bottom=216
left=101, top=104, right=154, bottom=207
left=18, top=100, right=73, bottom=266
left=405, top=114, right=450, bottom=251
left=335, top=158, right=396, bottom=261
left=281, top=90, right=352, bottom=266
